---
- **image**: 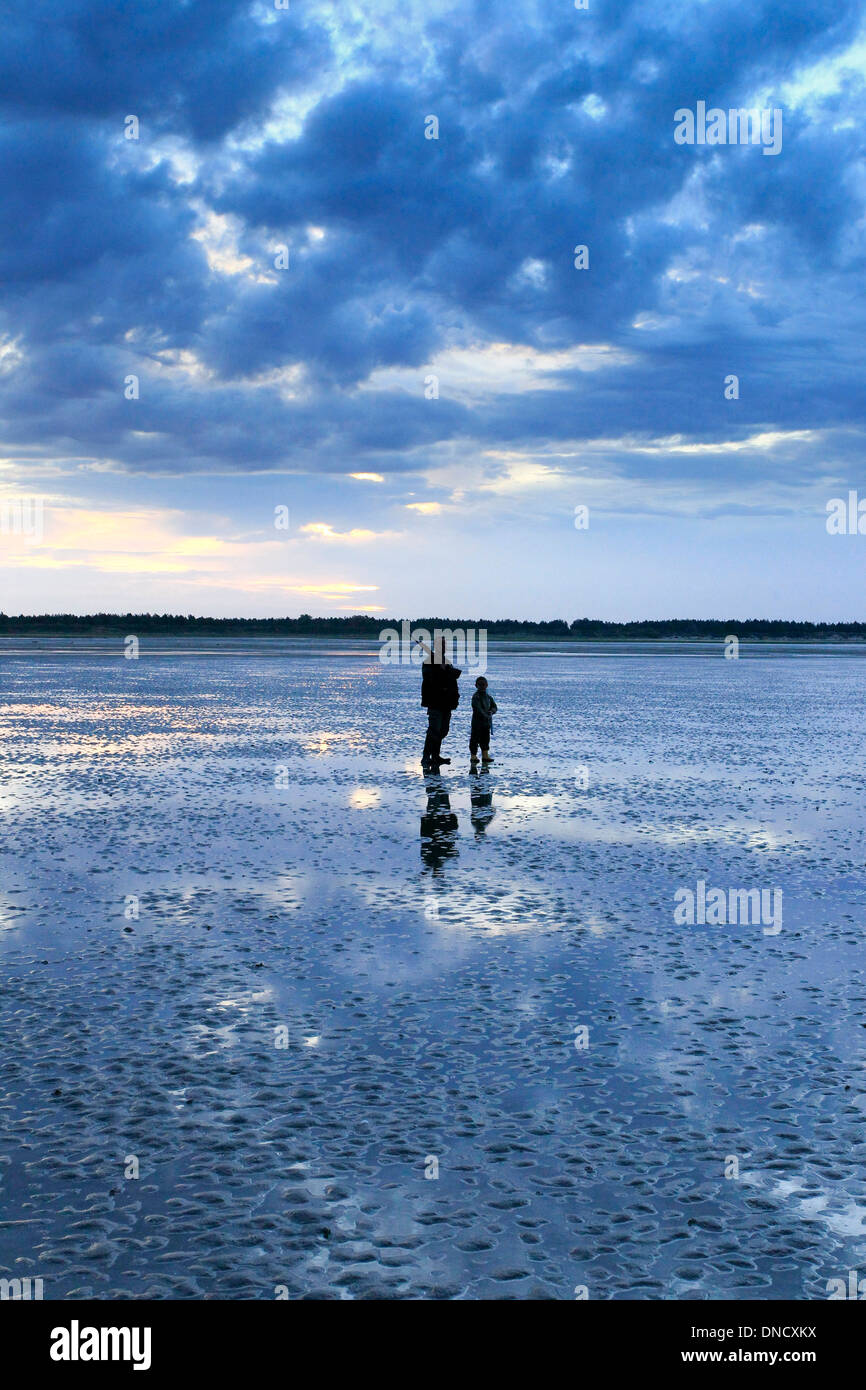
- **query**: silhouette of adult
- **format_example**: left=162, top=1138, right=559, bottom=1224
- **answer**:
left=418, top=635, right=461, bottom=769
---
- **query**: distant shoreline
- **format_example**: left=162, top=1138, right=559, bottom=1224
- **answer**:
left=1, top=614, right=865, bottom=642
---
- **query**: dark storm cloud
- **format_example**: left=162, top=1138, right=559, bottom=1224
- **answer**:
left=0, top=0, right=328, bottom=142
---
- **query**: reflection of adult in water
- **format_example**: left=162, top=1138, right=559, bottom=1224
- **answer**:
left=470, top=770, right=496, bottom=837
left=419, top=636, right=461, bottom=770
left=420, top=774, right=459, bottom=873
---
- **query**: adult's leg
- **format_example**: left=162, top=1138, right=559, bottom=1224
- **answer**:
left=423, top=708, right=445, bottom=761
left=422, top=713, right=436, bottom=760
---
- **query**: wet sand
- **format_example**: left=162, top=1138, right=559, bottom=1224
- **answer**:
left=1, top=639, right=865, bottom=1298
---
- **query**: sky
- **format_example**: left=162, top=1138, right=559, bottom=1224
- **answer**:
left=1, top=0, right=866, bottom=620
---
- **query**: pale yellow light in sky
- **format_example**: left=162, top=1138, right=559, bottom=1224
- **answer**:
left=0, top=504, right=385, bottom=611
left=300, top=521, right=392, bottom=541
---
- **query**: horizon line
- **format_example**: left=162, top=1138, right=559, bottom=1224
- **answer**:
left=2, top=613, right=865, bottom=630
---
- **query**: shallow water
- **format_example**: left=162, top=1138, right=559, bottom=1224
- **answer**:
left=1, top=639, right=865, bottom=1299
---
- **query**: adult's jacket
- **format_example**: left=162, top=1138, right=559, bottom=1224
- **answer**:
left=421, top=661, right=461, bottom=711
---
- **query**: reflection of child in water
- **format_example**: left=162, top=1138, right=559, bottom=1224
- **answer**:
left=470, top=776, right=496, bottom=838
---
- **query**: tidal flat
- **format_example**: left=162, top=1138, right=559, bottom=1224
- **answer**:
left=1, top=638, right=865, bottom=1299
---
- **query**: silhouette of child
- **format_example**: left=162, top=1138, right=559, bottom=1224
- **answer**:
left=469, top=676, right=497, bottom=765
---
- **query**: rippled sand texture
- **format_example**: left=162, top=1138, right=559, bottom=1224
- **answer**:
left=1, top=639, right=865, bottom=1299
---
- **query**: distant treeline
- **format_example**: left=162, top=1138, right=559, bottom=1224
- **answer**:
left=1, top=613, right=865, bottom=641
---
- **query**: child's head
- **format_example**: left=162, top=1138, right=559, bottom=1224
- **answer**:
left=475, top=676, right=488, bottom=689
